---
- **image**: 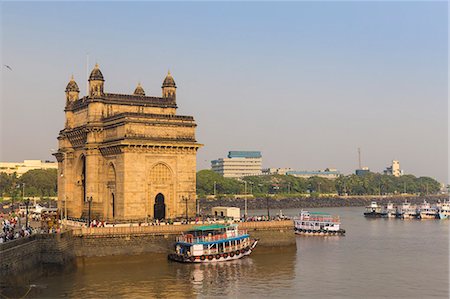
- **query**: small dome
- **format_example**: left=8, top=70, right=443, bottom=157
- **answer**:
left=134, top=82, right=145, bottom=96
left=65, top=75, right=79, bottom=92
left=162, top=70, right=176, bottom=88
left=89, top=63, right=104, bottom=81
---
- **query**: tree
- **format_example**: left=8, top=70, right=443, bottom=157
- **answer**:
left=18, top=169, right=57, bottom=197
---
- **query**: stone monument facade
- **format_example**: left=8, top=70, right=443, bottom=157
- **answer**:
left=54, top=65, right=202, bottom=221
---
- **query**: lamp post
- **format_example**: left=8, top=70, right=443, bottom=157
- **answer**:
left=266, top=196, right=270, bottom=218
left=87, top=196, right=93, bottom=227
left=196, top=197, right=200, bottom=216
left=243, top=181, right=248, bottom=218
left=213, top=181, right=217, bottom=197
left=182, top=195, right=189, bottom=222
left=25, top=197, right=30, bottom=229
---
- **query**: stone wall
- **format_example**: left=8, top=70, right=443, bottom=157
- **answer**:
left=0, top=232, right=75, bottom=277
left=74, top=234, right=174, bottom=257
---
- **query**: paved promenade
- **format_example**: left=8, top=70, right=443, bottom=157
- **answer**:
left=70, top=220, right=293, bottom=237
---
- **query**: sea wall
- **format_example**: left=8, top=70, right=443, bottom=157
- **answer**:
left=199, top=195, right=448, bottom=211
left=0, top=232, right=75, bottom=277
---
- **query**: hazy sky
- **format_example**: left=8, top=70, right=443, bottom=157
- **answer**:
left=1, top=2, right=448, bottom=183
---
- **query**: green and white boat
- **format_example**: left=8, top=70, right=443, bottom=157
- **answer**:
left=168, top=224, right=258, bottom=263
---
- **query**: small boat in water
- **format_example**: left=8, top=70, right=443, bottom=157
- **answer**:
left=417, top=200, right=438, bottom=219
left=168, top=224, right=258, bottom=263
left=294, top=210, right=345, bottom=236
left=438, top=201, right=450, bottom=220
left=396, top=201, right=418, bottom=219
left=364, top=201, right=383, bottom=218
left=380, top=202, right=396, bottom=218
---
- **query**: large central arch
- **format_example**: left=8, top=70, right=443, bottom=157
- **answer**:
left=149, top=163, right=173, bottom=219
left=154, top=193, right=165, bottom=220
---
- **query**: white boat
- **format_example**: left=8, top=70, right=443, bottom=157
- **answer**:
left=168, top=224, right=258, bottom=263
left=396, top=201, right=418, bottom=219
left=417, top=200, right=438, bottom=219
left=364, top=201, right=383, bottom=217
left=438, top=201, right=450, bottom=220
left=381, top=202, right=396, bottom=218
left=294, top=210, right=345, bottom=236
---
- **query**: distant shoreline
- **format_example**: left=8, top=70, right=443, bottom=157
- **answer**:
left=199, top=195, right=449, bottom=212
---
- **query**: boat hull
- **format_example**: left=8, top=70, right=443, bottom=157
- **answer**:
left=439, top=213, right=449, bottom=220
left=364, top=212, right=383, bottom=218
left=168, top=240, right=258, bottom=263
left=419, top=213, right=438, bottom=219
left=294, top=228, right=345, bottom=236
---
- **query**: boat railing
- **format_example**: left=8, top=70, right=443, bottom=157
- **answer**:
left=300, top=216, right=340, bottom=223
left=176, top=229, right=248, bottom=243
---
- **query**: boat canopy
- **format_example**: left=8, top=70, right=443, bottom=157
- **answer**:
left=192, top=224, right=228, bottom=231
left=309, top=212, right=331, bottom=216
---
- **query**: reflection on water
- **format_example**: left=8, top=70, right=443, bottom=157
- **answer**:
left=26, top=246, right=296, bottom=298
left=3, top=207, right=449, bottom=298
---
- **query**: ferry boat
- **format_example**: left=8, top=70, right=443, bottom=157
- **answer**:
left=438, top=201, right=450, bottom=220
left=417, top=200, right=438, bottom=219
left=396, top=201, right=418, bottom=219
left=168, top=224, right=258, bottom=263
left=364, top=201, right=383, bottom=218
left=293, top=210, right=345, bottom=236
left=380, top=202, right=396, bottom=218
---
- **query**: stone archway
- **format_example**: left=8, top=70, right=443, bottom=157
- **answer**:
left=107, top=163, right=116, bottom=219
left=154, top=193, right=165, bottom=220
left=149, top=163, right=173, bottom=219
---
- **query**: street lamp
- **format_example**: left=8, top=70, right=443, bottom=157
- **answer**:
left=266, top=196, right=270, bottom=218
left=182, top=195, right=189, bottom=223
left=25, top=197, right=30, bottom=229
left=213, top=181, right=217, bottom=197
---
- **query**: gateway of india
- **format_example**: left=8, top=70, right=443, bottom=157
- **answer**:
left=54, top=64, right=202, bottom=221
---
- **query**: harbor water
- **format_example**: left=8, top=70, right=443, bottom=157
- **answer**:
left=20, top=207, right=450, bottom=298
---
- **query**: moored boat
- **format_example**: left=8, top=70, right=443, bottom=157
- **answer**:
left=380, top=202, right=396, bottom=218
left=396, top=201, right=418, bottom=219
left=438, top=201, right=450, bottom=220
left=364, top=201, right=383, bottom=217
left=417, top=200, right=438, bottom=219
left=168, top=224, right=258, bottom=263
left=294, top=210, right=345, bottom=236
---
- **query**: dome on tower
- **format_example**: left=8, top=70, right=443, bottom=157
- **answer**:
left=162, top=71, right=176, bottom=88
left=134, top=82, right=145, bottom=96
left=89, top=63, right=104, bottom=81
left=65, top=75, right=79, bottom=92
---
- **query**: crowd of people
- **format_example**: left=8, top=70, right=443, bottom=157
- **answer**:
left=1, top=213, right=33, bottom=243
left=0, top=207, right=63, bottom=243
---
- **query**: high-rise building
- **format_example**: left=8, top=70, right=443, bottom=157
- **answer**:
left=384, top=160, right=402, bottom=177
left=211, top=151, right=262, bottom=178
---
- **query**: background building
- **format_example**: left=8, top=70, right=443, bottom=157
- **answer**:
left=0, top=160, right=57, bottom=176
left=355, top=167, right=371, bottom=176
left=211, top=151, right=262, bottom=178
left=55, top=65, right=201, bottom=221
left=262, top=168, right=294, bottom=175
left=384, top=160, right=403, bottom=177
left=286, top=168, right=340, bottom=179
